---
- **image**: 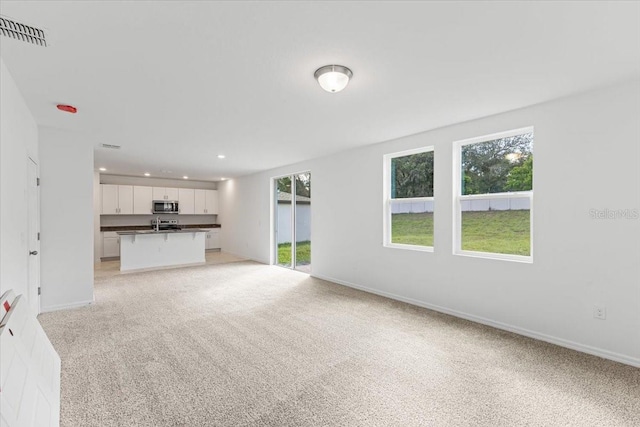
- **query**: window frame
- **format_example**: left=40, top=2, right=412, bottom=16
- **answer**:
left=383, top=146, right=435, bottom=252
left=452, top=127, right=534, bottom=263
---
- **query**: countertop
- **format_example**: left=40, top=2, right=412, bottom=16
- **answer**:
left=102, top=224, right=220, bottom=232
left=116, top=229, right=209, bottom=235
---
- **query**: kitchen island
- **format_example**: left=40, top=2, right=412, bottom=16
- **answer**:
left=117, top=229, right=207, bottom=272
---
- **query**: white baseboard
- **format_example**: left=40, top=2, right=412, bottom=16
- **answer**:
left=312, top=273, right=640, bottom=368
left=221, top=249, right=268, bottom=265
left=40, top=299, right=94, bottom=314
left=120, top=261, right=206, bottom=274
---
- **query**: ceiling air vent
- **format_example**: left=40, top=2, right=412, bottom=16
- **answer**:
left=101, top=144, right=121, bottom=150
left=0, top=15, right=47, bottom=47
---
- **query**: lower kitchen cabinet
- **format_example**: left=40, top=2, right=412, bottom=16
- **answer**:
left=205, top=229, right=220, bottom=250
left=103, top=232, right=120, bottom=258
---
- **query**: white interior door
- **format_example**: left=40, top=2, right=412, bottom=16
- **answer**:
left=27, top=158, right=40, bottom=315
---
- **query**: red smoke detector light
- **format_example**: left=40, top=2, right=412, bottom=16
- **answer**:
left=56, top=104, right=77, bottom=114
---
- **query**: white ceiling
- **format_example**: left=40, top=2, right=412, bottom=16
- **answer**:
left=1, top=1, right=639, bottom=181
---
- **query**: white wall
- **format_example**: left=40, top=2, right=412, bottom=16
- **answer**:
left=39, top=128, right=94, bottom=312
left=0, top=57, right=39, bottom=305
left=218, top=177, right=270, bottom=262
left=219, top=80, right=640, bottom=366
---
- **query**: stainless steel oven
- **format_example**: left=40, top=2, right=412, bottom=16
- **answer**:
left=153, top=200, right=179, bottom=214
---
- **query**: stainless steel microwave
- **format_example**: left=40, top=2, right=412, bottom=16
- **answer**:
left=153, top=200, right=179, bottom=214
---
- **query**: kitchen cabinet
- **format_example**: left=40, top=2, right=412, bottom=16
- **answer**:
left=166, top=187, right=179, bottom=201
left=101, top=184, right=218, bottom=215
left=205, top=229, right=220, bottom=250
left=103, top=232, right=120, bottom=258
left=153, top=187, right=179, bottom=201
left=102, top=184, right=133, bottom=215
left=205, top=190, right=219, bottom=215
left=133, top=186, right=153, bottom=214
left=178, top=188, right=195, bottom=215
left=195, top=189, right=219, bottom=214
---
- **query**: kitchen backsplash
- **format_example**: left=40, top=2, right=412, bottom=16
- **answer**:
left=101, top=214, right=217, bottom=227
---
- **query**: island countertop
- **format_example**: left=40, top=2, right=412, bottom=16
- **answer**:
left=103, top=224, right=220, bottom=232
left=116, top=229, right=209, bottom=236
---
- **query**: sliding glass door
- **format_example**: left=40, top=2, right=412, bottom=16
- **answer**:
left=274, top=172, right=311, bottom=272
left=275, top=176, right=293, bottom=268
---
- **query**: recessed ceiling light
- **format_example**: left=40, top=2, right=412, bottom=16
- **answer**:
left=183, top=176, right=189, bottom=179
left=314, top=64, right=353, bottom=93
left=217, top=154, right=226, bottom=159
left=144, top=173, right=150, bottom=176
left=220, top=177, right=226, bottom=181
left=99, top=167, right=106, bottom=171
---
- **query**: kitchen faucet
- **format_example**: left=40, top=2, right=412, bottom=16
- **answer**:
left=156, top=216, right=160, bottom=232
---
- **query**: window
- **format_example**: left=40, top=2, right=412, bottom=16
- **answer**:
left=453, top=127, right=533, bottom=262
left=384, top=147, right=434, bottom=251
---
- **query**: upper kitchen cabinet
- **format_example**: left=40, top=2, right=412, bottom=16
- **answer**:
left=133, top=186, right=153, bottom=214
left=102, top=184, right=133, bottom=215
left=153, top=187, right=179, bottom=201
left=194, top=189, right=218, bottom=214
left=206, top=190, right=219, bottom=214
left=178, top=188, right=195, bottom=215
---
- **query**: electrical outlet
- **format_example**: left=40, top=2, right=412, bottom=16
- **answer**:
left=594, top=305, right=606, bottom=320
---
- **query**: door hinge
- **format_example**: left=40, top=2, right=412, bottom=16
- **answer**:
left=37, top=232, right=40, bottom=241
left=36, top=177, right=40, bottom=186
left=38, top=287, right=41, bottom=296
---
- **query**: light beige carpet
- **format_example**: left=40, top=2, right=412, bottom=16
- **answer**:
left=39, top=261, right=640, bottom=426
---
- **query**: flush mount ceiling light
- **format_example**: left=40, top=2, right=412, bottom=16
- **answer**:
left=314, top=65, right=353, bottom=93
left=144, top=172, right=150, bottom=176
left=99, top=167, right=106, bottom=171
